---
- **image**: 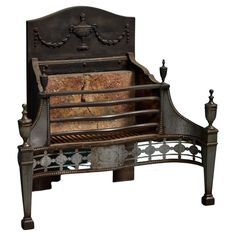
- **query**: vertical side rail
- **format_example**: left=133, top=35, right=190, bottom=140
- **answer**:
left=202, top=90, right=218, bottom=205
left=18, top=104, right=34, bottom=229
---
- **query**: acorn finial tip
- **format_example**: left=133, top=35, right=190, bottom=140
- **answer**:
left=162, top=59, right=165, bottom=66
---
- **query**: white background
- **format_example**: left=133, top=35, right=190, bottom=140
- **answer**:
left=0, top=0, right=235, bottom=235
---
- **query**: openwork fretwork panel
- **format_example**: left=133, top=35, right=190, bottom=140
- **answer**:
left=33, top=138, right=202, bottom=176
left=136, top=138, right=202, bottom=163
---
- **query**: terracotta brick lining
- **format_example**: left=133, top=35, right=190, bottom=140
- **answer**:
left=47, top=70, right=135, bottom=133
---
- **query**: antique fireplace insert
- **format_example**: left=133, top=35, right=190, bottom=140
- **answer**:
left=18, top=6, right=218, bottom=230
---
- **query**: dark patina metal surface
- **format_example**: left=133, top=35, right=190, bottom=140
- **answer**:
left=18, top=6, right=218, bottom=230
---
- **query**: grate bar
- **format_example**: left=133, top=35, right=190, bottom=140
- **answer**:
left=51, top=123, right=159, bottom=137
left=46, top=84, right=162, bottom=96
left=50, top=96, right=160, bottom=109
left=50, top=109, right=159, bottom=123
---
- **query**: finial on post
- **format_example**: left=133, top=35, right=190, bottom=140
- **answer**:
left=205, top=89, right=217, bottom=129
left=18, top=104, right=32, bottom=147
left=209, top=89, right=214, bottom=104
left=160, top=59, right=167, bottom=83
left=40, top=65, right=48, bottom=92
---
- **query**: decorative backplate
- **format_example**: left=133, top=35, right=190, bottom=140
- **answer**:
left=27, top=6, right=135, bottom=61
left=33, top=12, right=130, bottom=51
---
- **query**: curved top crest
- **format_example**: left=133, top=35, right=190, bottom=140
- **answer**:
left=27, top=6, right=135, bottom=61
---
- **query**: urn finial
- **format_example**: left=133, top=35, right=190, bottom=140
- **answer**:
left=18, top=104, right=32, bottom=147
left=40, top=65, right=48, bottom=92
left=205, top=89, right=217, bottom=129
left=160, top=59, right=167, bottom=82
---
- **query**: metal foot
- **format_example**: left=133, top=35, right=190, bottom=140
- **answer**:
left=113, top=166, right=134, bottom=182
left=21, top=217, right=34, bottom=230
left=33, top=175, right=61, bottom=191
left=201, top=194, right=215, bottom=206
